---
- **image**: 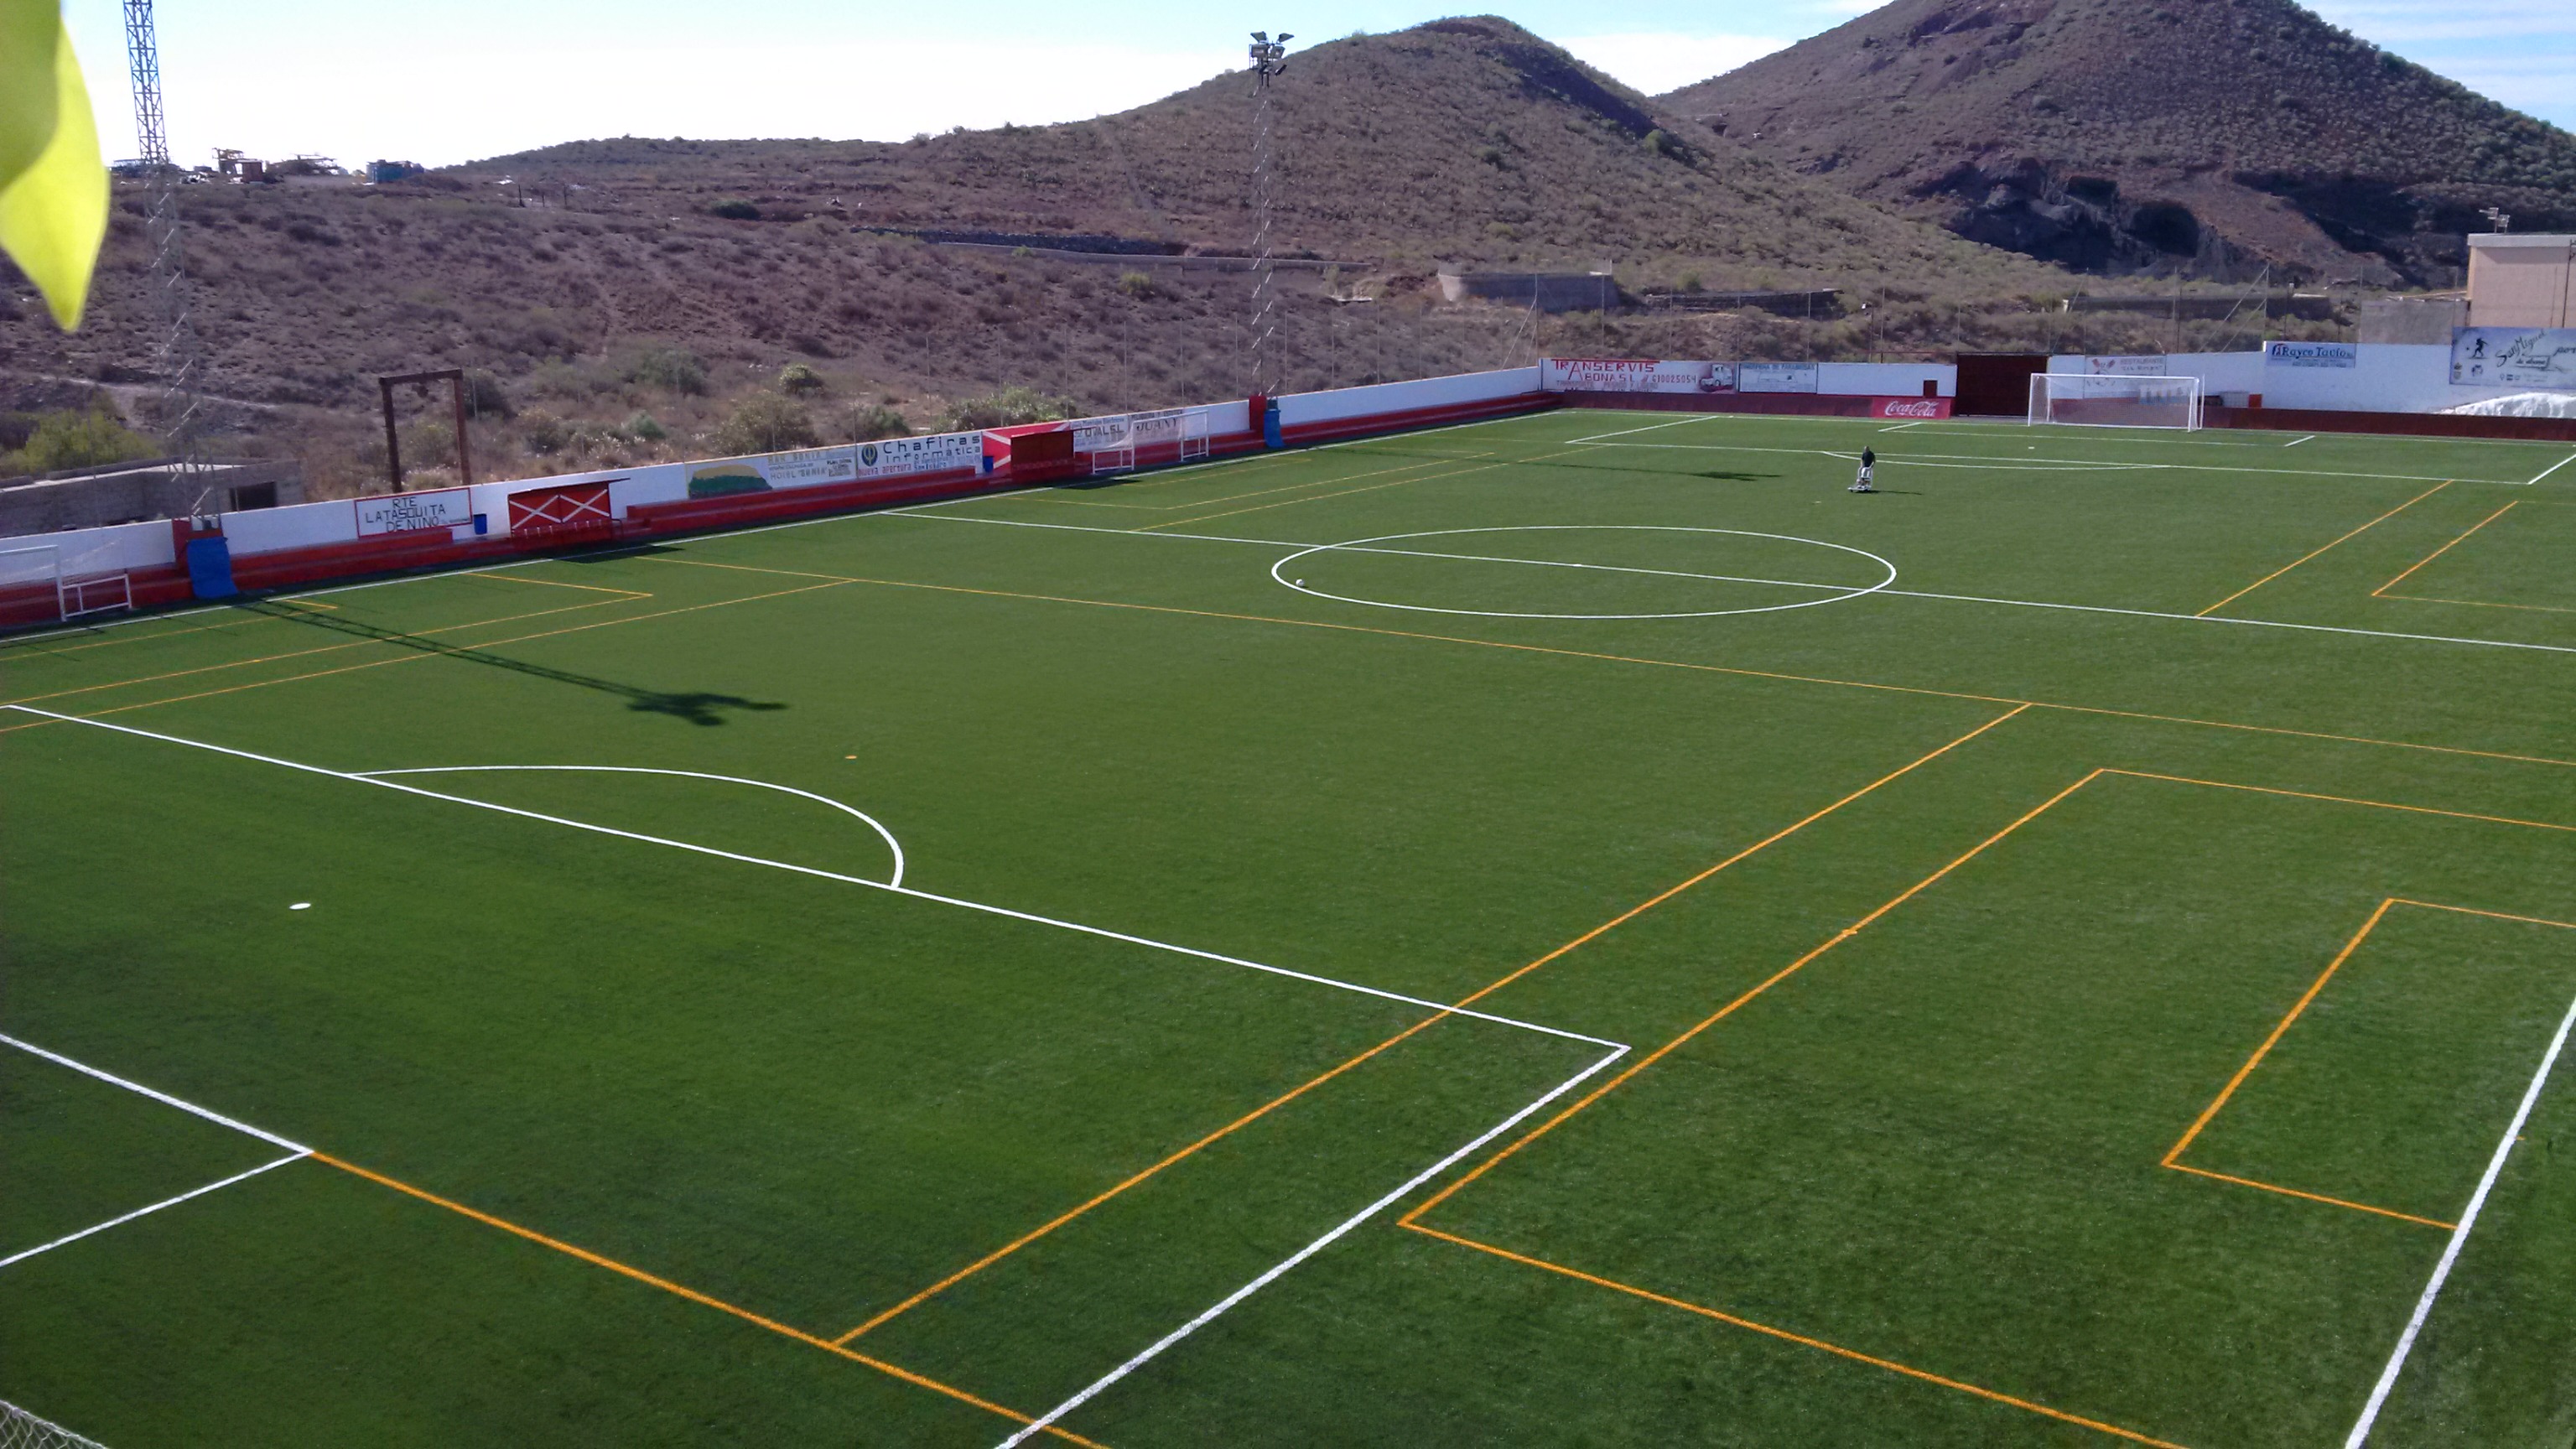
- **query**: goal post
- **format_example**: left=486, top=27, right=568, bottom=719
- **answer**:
left=1078, top=408, right=1213, bottom=476
left=2028, top=373, right=2205, bottom=431
left=0, top=543, right=138, bottom=623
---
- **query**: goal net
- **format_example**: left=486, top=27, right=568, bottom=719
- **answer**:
left=0, top=543, right=136, bottom=623
left=2028, top=373, right=2205, bottom=431
left=1076, top=408, right=1213, bottom=475
left=2, top=1399, right=109, bottom=1449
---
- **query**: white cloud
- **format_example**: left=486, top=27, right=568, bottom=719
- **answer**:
left=1559, top=32, right=1794, bottom=96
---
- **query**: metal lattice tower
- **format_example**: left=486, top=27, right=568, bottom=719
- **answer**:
left=122, top=0, right=205, bottom=470
left=1246, top=32, right=1291, bottom=397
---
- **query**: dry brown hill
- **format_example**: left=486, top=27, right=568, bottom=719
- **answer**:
left=480, top=17, right=2060, bottom=289
left=5, top=18, right=2104, bottom=496
left=1663, top=0, right=2576, bottom=283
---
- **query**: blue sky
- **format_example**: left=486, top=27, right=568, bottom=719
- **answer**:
left=61, top=1, right=2574, bottom=169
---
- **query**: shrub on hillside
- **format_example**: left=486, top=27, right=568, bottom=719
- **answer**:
left=713, top=395, right=820, bottom=456
left=3, top=405, right=158, bottom=475
left=708, top=198, right=761, bottom=221
left=846, top=404, right=911, bottom=442
left=462, top=367, right=515, bottom=418
left=626, top=347, right=708, bottom=395
left=777, top=362, right=826, bottom=396
left=624, top=410, right=668, bottom=442
left=943, top=387, right=1072, bottom=432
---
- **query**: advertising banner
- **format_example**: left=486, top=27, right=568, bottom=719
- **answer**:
left=1737, top=362, right=1820, bottom=394
left=2451, top=327, right=2576, bottom=389
left=683, top=433, right=985, bottom=500
left=2086, top=355, right=2169, bottom=377
left=355, top=486, right=471, bottom=536
left=1542, top=358, right=1737, bottom=394
left=1873, top=397, right=1953, bottom=420
left=2263, top=340, right=2357, bottom=370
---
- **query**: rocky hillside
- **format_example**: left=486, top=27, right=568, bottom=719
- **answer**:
left=1664, top=0, right=2576, bottom=283
left=479, top=17, right=2059, bottom=290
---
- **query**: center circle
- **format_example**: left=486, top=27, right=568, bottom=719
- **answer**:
left=1269, top=526, right=1898, bottom=621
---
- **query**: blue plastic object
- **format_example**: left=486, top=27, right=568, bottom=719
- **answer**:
left=184, top=535, right=237, bottom=600
left=1263, top=399, right=1284, bottom=449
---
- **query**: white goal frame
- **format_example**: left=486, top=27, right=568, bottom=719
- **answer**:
left=0, top=543, right=136, bottom=623
left=1082, top=408, right=1214, bottom=476
left=2028, top=373, right=2205, bottom=431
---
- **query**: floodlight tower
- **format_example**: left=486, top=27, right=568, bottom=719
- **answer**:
left=1247, top=30, right=1291, bottom=396
left=122, top=0, right=206, bottom=470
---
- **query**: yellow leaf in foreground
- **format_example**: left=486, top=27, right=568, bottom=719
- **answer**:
left=0, top=14, right=107, bottom=330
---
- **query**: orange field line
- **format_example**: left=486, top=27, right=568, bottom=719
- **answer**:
left=2372, top=499, right=2518, bottom=596
left=468, top=571, right=652, bottom=598
left=2161, top=1162, right=2454, bottom=1231
left=2391, top=898, right=2576, bottom=932
left=0, top=598, right=630, bottom=708
left=1402, top=768, right=2108, bottom=1227
left=0, top=581, right=845, bottom=734
left=2103, top=769, right=2576, bottom=834
left=834, top=701, right=2031, bottom=1343
left=2376, top=590, right=2576, bottom=615
left=832, top=1011, right=1449, bottom=1343
left=1403, top=1223, right=2193, bottom=1449
left=639, top=555, right=2576, bottom=772
left=2163, top=899, right=2393, bottom=1169
left=2196, top=479, right=2451, bottom=616
left=1138, top=449, right=1568, bottom=531
left=308, top=1152, right=1108, bottom=1446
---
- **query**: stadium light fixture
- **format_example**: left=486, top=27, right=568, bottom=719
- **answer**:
left=1245, top=29, right=1294, bottom=396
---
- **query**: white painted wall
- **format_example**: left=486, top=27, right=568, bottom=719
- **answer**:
left=220, top=496, right=358, bottom=555
left=1817, top=362, right=1955, bottom=397
left=2051, top=345, right=2543, bottom=413
left=0, top=519, right=176, bottom=582
left=1278, top=366, right=1543, bottom=427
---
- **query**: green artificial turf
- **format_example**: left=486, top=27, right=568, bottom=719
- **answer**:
left=3, top=411, right=2573, bottom=1446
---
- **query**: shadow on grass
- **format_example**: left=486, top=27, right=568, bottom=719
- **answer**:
left=242, top=599, right=787, bottom=726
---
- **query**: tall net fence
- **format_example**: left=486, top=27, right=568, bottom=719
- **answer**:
left=0, top=1400, right=108, bottom=1449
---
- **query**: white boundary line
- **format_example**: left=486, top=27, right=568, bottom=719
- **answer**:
left=4, top=707, right=1618, bottom=1052
left=994, top=1037, right=1628, bottom=1447
left=357, top=765, right=906, bottom=888
left=0, top=1031, right=309, bottom=1153
left=0, top=1031, right=315, bottom=1270
left=894, top=512, right=2576, bottom=657
left=0, top=1150, right=308, bottom=1269
left=1267, top=525, right=1894, bottom=620
left=2527, top=452, right=2576, bottom=487
left=15, top=700, right=1639, bottom=1442
left=2344, top=987, right=2576, bottom=1446
left=2284, top=436, right=2316, bottom=448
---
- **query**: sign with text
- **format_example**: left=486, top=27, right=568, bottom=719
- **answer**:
left=1873, top=397, right=1953, bottom=419
left=355, top=486, right=471, bottom=537
left=2086, top=355, right=2169, bottom=377
left=1542, top=358, right=1737, bottom=394
left=1737, top=362, right=1820, bottom=393
left=2451, top=327, right=2576, bottom=389
left=2263, top=340, right=2357, bottom=370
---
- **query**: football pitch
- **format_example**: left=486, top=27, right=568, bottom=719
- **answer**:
left=5, top=409, right=2575, bottom=1446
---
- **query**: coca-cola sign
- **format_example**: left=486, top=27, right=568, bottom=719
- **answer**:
left=1873, top=397, right=1953, bottom=419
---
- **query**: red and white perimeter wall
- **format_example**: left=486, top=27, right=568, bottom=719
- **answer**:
left=8, top=344, right=2567, bottom=630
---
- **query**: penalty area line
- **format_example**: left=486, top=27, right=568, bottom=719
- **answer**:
left=2345, top=986, right=2576, bottom=1446
left=992, top=1039, right=1629, bottom=1448
left=0, top=1151, right=309, bottom=1269
left=2527, top=452, right=2576, bottom=487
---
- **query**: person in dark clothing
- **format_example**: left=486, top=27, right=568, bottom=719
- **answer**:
left=1849, top=447, right=1877, bottom=493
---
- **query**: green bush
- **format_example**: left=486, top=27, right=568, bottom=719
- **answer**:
left=522, top=411, right=569, bottom=455
left=777, top=362, right=826, bottom=396
left=1116, top=271, right=1159, bottom=299
left=626, top=346, right=707, bottom=395
left=847, top=404, right=911, bottom=442
left=709, top=198, right=760, bottom=221
left=713, top=395, right=820, bottom=456
left=3, top=405, right=158, bottom=475
left=462, top=367, right=515, bottom=418
left=942, top=386, right=1072, bottom=432
left=624, top=410, right=667, bottom=442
